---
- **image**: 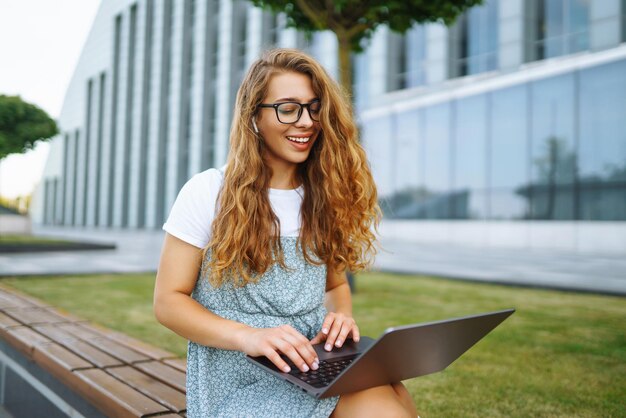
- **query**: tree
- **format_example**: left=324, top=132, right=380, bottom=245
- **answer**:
left=250, top=0, right=483, bottom=97
left=0, top=95, right=58, bottom=160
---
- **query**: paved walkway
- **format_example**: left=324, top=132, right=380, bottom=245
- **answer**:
left=1, top=226, right=624, bottom=296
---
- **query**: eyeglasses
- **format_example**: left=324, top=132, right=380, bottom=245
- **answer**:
left=258, top=100, right=321, bottom=124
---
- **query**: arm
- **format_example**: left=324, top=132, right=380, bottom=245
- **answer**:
left=310, top=267, right=360, bottom=350
left=153, top=233, right=319, bottom=372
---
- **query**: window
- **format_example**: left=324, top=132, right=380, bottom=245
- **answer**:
left=490, top=85, right=530, bottom=220
left=453, top=95, right=489, bottom=219
left=451, top=0, right=498, bottom=77
left=529, top=74, right=577, bottom=220
left=527, top=0, right=590, bottom=62
left=578, top=60, right=626, bottom=220
left=388, top=25, right=427, bottom=91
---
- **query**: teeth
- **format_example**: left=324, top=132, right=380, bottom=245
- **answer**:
left=287, top=136, right=310, bottom=143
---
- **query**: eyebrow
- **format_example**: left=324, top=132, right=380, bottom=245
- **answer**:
left=273, top=97, right=319, bottom=102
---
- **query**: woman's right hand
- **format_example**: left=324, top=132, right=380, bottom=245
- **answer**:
left=239, top=325, right=319, bottom=373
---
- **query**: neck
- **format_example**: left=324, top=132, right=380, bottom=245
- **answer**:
left=267, top=160, right=300, bottom=190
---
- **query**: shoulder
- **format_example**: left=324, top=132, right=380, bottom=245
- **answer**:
left=162, top=167, right=225, bottom=248
left=183, top=167, right=224, bottom=196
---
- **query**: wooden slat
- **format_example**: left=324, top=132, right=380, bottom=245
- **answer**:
left=33, top=324, right=81, bottom=345
left=68, top=340, right=123, bottom=368
left=133, top=361, right=186, bottom=392
left=61, top=323, right=172, bottom=363
left=74, top=369, right=169, bottom=418
left=0, top=290, right=38, bottom=309
left=34, top=342, right=93, bottom=372
left=163, top=358, right=187, bottom=373
left=89, top=337, right=149, bottom=364
left=96, top=328, right=178, bottom=360
left=0, top=311, right=21, bottom=329
left=107, top=366, right=185, bottom=413
left=3, top=326, right=51, bottom=357
left=3, top=307, right=70, bottom=325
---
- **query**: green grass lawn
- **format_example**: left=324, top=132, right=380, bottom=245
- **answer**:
left=0, top=234, right=72, bottom=245
left=2, top=273, right=624, bottom=417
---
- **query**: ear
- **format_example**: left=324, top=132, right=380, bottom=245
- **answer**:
left=252, top=119, right=259, bottom=134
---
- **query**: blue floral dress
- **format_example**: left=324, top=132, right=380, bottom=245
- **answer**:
left=186, top=237, right=340, bottom=417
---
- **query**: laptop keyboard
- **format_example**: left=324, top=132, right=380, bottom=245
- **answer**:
left=289, top=357, right=355, bottom=388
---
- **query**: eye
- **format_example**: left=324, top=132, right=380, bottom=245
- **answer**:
left=309, top=101, right=321, bottom=114
left=277, top=103, right=299, bottom=114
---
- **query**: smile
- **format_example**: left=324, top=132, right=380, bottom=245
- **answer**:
left=286, top=136, right=311, bottom=144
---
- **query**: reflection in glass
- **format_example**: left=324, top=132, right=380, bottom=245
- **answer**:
left=370, top=57, right=626, bottom=221
left=455, top=0, right=498, bottom=76
left=532, top=0, right=590, bottom=60
left=454, top=95, right=487, bottom=190
left=578, top=60, right=626, bottom=183
left=491, top=86, right=528, bottom=190
left=531, top=74, right=576, bottom=186
left=490, top=189, right=528, bottom=220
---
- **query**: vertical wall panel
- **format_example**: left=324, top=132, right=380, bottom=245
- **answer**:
left=164, top=0, right=184, bottom=216
left=129, top=1, right=148, bottom=228
left=72, top=129, right=80, bottom=226
left=113, top=11, right=129, bottom=227
left=188, top=0, right=209, bottom=177
left=145, top=0, right=165, bottom=229
left=94, top=72, right=106, bottom=226
left=61, top=133, right=70, bottom=225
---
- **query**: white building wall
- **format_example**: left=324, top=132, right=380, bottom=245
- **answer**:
left=215, top=0, right=234, bottom=168
left=85, top=77, right=99, bottom=227
left=164, top=0, right=185, bottom=215
left=498, top=0, right=524, bottom=70
left=145, top=0, right=164, bottom=229
left=113, top=9, right=130, bottom=227
left=188, top=0, right=209, bottom=178
left=128, top=1, right=147, bottom=228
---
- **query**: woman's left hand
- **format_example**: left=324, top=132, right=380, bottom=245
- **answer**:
left=310, top=312, right=360, bottom=351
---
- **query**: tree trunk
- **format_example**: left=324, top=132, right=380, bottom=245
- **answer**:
left=335, top=31, right=353, bottom=100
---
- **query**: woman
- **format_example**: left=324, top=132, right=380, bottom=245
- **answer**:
left=154, top=48, right=417, bottom=418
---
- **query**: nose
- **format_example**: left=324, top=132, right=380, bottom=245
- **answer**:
left=295, top=107, right=314, bottom=128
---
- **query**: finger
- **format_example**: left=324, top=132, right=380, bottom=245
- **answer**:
left=275, top=337, right=311, bottom=373
left=264, top=348, right=291, bottom=373
left=351, top=323, right=360, bottom=342
left=335, top=321, right=355, bottom=348
left=283, top=330, right=319, bottom=369
left=324, top=318, right=345, bottom=351
left=310, top=331, right=326, bottom=345
left=320, top=314, right=335, bottom=336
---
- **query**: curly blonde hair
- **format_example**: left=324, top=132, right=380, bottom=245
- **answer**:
left=204, top=48, right=380, bottom=287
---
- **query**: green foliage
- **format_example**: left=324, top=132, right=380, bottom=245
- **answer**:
left=250, top=0, right=483, bottom=51
left=250, top=0, right=482, bottom=97
left=0, top=95, right=58, bottom=159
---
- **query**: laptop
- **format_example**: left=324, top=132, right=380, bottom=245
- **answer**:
left=246, top=308, right=515, bottom=398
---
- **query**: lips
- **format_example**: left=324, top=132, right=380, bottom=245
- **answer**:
left=286, top=136, right=311, bottom=144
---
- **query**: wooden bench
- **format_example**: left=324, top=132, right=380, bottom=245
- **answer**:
left=0, top=285, right=187, bottom=418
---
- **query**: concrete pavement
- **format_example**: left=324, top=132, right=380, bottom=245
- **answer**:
left=0, top=226, right=624, bottom=296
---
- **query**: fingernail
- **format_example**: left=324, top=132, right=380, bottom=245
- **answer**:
left=335, top=339, right=342, bottom=347
left=322, top=328, right=328, bottom=334
left=354, top=337, right=360, bottom=342
left=312, top=362, right=319, bottom=370
left=315, top=357, right=319, bottom=363
left=283, top=366, right=291, bottom=373
left=302, top=364, right=309, bottom=372
left=325, top=344, right=331, bottom=351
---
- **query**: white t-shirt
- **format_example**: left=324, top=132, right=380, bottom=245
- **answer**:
left=163, top=168, right=304, bottom=248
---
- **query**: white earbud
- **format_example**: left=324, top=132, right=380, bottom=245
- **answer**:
left=252, top=119, right=259, bottom=134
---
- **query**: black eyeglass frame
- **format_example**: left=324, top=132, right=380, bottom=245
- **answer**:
left=257, top=100, right=321, bottom=124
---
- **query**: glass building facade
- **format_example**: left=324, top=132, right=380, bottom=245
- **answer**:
left=35, top=0, right=626, bottom=252
left=366, top=58, right=626, bottom=221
